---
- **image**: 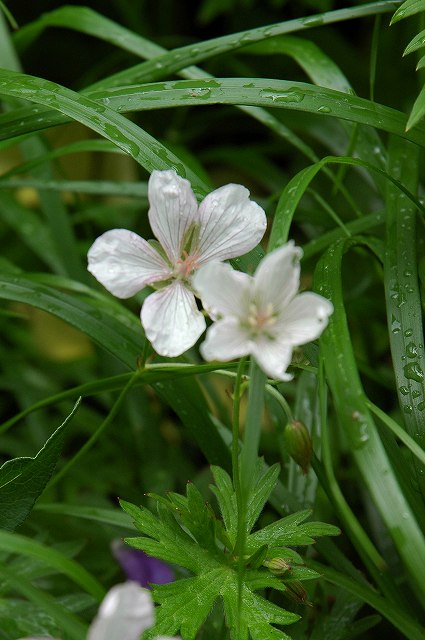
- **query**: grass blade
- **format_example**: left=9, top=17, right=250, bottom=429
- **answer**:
left=384, top=136, right=425, bottom=501
left=315, top=236, right=425, bottom=603
left=0, top=562, right=89, bottom=639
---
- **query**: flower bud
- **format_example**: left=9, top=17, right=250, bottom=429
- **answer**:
left=264, top=557, right=291, bottom=575
left=284, top=580, right=312, bottom=606
left=283, top=420, right=312, bottom=474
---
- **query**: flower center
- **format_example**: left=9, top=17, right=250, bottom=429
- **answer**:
left=175, top=250, right=201, bottom=279
left=247, top=302, right=277, bottom=336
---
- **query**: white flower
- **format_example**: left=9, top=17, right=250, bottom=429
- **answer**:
left=87, top=170, right=266, bottom=357
left=88, top=582, right=178, bottom=640
left=192, top=241, right=333, bottom=380
left=18, top=582, right=179, bottom=640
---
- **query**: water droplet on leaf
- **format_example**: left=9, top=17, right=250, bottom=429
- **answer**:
left=403, top=361, right=424, bottom=382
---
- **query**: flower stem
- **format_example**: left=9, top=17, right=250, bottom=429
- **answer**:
left=232, top=359, right=267, bottom=637
left=232, top=357, right=247, bottom=509
left=231, top=358, right=247, bottom=638
left=239, top=359, right=267, bottom=498
left=47, top=369, right=141, bottom=489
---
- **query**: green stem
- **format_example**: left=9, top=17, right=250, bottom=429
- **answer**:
left=47, top=369, right=141, bottom=489
left=233, top=359, right=266, bottom=640
left=239, top=359, right=267, bottom=498
left=231, top=358, right=247, bottom=640
left=317, top=356, right=386, bottom=572
left=268, top=387, right=294, bottom=423
left=232, top=358, right=247, bottom=511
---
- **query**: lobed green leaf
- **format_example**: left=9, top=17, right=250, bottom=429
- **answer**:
left=391, top=0, right=425, bottom=23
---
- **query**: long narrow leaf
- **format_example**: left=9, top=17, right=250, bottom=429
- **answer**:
left=384, top=136, right=425, bottom=501
left=0, top=69, right=210, bottom=196
left=0, top=273, right=232, bottom=469
left=315, top=237, right=425, bottom=603
left=2, top=75, right=425, bottom=150
left=0, top=561, right=89, bottom=640
left=0, top=530, right=105, bottom=600
left=0, top=399, right=80, bottom=531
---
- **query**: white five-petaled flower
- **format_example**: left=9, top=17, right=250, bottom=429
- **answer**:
left=18, top=582, right=179, bottom=640
left=193, top=241, right=333, bottom=380
left=87, top=170, right=266, bottom=357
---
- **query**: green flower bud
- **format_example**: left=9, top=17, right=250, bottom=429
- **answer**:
left=283, top=420, right=313, bottom=474
left=264, top=557, right=291, bottom=575
left=284, top=580, right=312, bottom=606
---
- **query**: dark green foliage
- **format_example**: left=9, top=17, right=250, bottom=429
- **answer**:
left=121, top=463, right=338, bottom=640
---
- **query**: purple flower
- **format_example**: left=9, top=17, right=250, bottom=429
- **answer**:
left=112, top=540, right=174, bottom=588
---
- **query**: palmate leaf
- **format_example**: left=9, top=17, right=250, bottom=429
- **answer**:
left=390, top=0, right=425, bottom=129
left=390, top=0, right=425, bottom=23
left=146, top=570, right=298, bottom=640
left=406, top=82, right=425, bottom=130
left=121, top=465, right=339, bottom=640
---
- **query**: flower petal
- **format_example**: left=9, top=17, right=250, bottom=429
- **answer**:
left=200, top=318, right=251, bottom=362
left=192, top=261, right=252, bottom=319
left=88, top=229, right=172, bottom=298
left=253, top=242, right=302, bottom=310
left=112, top=540, right=174, bottom=587
left=88, top=582, right=154, bottom=640
left=196, top=184, right=266, bottom=263
left=141, top=282, right=206, bottom=356
left=148, top=170, right=198, bottom=263
left=251, top=338, right=294, bottom=381
left=277, top=292, right=334, bottom=345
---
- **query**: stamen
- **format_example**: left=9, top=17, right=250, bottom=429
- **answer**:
left=175, top=251, right=201, bottom=279
left=247, top=302, right=276, bottom=333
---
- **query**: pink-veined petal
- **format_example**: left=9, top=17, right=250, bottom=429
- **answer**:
left=88, top=229, right=171, bottom=298
left=200, top=318, right=251, bottom=362
left=141, top=282, right=206, bottom=357
left=251, top=338, right=294, bottom=381
left=192, top=261, right=252, bottom=319
left=276, top=292, right=334, bottom=345
left=196, top=184, right=266, bottom=263
left=148, top=170, right=198, bottom=263
left=253, top=242, right=302, bottom=310
left=88, top=582, right=154, bottom=640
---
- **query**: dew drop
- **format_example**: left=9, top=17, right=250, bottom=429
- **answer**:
left=260, top=89, right=305, bottom=104
left=404, top=404, right=413, bottom=414
left=403, top=361, right=424, bottom=382
left=317, top=105, right=331, bottom=113
left=239, top=33, right=257, bottom=44
left=406, top=342, right=418, bottom=358
left=399, top=386, right=409, bottom=395
left=188, top=87, right=211, bottom=98
left=301, top=15, right=324, bottom=27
